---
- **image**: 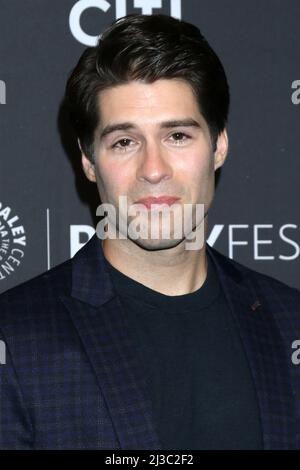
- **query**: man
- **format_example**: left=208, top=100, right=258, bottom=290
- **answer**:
left=1, top=14, right=300, bottom=450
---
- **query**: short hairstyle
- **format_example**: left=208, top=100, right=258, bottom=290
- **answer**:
left=65, top=14, right=230, bottom=162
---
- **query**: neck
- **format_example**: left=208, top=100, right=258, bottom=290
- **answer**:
left=101, top=217, right=209, bottom=297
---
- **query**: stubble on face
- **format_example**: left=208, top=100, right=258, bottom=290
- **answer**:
left=92, top=78, right=216, bottom=255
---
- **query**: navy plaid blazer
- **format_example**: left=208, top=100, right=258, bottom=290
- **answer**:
left=1, top=233, right=300, bottom=449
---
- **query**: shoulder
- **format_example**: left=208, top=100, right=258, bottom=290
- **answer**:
left=0, top=257, right=72, bottom=330
left=208, top=244, right=300, bottom=303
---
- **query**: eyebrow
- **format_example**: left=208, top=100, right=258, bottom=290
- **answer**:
left=99, top=118, right=202, bottom=140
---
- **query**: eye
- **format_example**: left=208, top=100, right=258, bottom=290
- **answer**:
left=111, top=138, right=135, bottom=151
left=169, top=132, right=191, bottom=144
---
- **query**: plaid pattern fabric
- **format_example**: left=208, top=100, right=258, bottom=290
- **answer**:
left=0, top=233, right=300, bottom=449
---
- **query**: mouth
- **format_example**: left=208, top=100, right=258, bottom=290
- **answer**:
left=133, top=196, right=181, bottom=209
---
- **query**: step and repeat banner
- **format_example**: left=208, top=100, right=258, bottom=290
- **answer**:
left=0, top=0, right=299, bottom=294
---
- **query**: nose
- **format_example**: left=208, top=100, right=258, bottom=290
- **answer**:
left=136, top=140, right=172, bottom=184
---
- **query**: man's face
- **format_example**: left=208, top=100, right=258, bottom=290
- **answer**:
left=82, top=78, right=228, bottom=250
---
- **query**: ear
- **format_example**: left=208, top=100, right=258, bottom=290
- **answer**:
left=78, top=138, right=97, bottom=183
left=214, top=129, right=229, bottom=171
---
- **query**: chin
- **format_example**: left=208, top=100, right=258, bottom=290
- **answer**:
left=129, top=236, right=184, bottom=251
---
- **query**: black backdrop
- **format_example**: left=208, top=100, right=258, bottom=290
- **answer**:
left=1, top=0, right=300, bottom=294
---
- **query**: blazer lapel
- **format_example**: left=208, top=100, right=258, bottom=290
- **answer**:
left=207, top=243, right=297, bottom=449
left=60, top=234, right=162, bottom=450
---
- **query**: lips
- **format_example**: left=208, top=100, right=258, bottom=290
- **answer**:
left=134, top=196, right=181, bottom=209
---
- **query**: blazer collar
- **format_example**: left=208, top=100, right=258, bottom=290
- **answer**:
left=70, top=233, right=115, bottom=307
left=62, top=234, right=296, bottom=449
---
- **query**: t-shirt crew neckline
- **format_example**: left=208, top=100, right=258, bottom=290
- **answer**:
left=103, top=248, right=221, bottom=312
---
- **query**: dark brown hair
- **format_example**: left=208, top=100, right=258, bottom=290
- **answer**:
left=65, top=14, right=230, bottom=162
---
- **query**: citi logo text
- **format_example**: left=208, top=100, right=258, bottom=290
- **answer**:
left=69, top=0, right=182, bottom=46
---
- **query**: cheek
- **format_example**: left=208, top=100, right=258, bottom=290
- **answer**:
left=175, top=150, right=214, bottom=193
left=95, top=159, right=132, bottom=198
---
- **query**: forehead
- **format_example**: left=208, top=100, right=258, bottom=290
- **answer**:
left=97, top=79, right=205, bottom=126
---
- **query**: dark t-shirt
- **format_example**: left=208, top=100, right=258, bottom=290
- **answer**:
left=104, top=250, right=263, bottom=450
